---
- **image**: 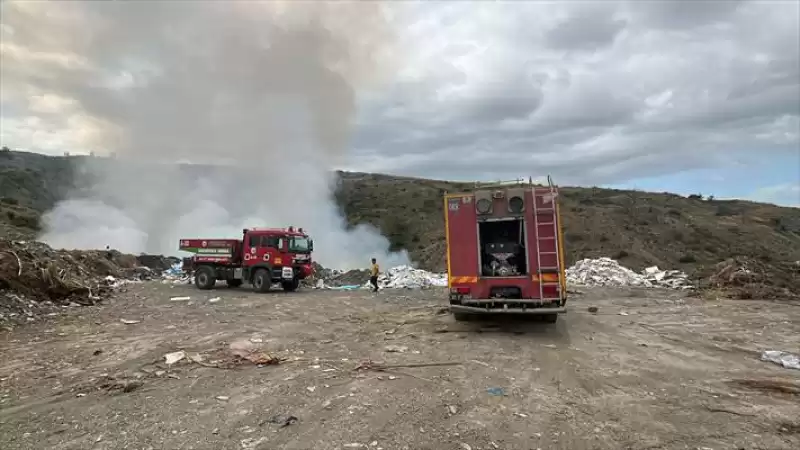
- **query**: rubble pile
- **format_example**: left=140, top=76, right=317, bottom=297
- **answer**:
left=704, top=258, right=799, bottom=300
left=566, top=257, right=691, bottom=289
left=311, top=264, right=447, bottom=290
left=371, top=265, right=448, bottom=289
left=0, top=239, right=177, bottom=324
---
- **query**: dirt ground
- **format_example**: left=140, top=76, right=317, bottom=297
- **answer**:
left=1, top=283, right=799, bottom=450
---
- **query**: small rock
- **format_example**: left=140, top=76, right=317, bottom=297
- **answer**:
left=587, top=306, right=598, bottom=314
left=216, top=396, right=230, bottom=401
left=447, top=405, right=458, bottom=415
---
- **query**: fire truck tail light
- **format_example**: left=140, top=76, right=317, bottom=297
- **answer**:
left=451, top=286, right=470, bottom=295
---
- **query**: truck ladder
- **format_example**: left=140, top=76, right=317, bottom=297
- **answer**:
left=532, top=176, right=562, bottom=300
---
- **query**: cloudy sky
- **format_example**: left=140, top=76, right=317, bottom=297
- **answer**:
left=1, top=0, right=798, bottom=206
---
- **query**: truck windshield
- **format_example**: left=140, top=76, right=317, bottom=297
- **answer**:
left=289, top=237, right=311, bottom=252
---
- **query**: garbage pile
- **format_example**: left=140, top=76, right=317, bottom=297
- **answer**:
left=566, top=257, right=691, bottom=289
left=371, top=265, right=448, bottom=289
left=703, top=257, right=798, bottom=300
left=0, top=239, right=177, bottom=324
left=312, top=264, right=447, bottom=290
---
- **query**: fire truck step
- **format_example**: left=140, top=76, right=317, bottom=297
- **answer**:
left=536, top=208, right=555, bottom=212
left=539, top=251, right=558, bottom=255
left=538, top=222, right=555, bottom=225
left=538, top=236, right=556, bottom=240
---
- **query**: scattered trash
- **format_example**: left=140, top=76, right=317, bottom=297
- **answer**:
left=98, top=377, right=144, bottom=394
left=306, top=386, right=316, bottom=393
left=263, top=414, right=298, bottom=428
left=761, top=351, right=800, bottom=370
left=566, top=257, right=691, bottom=289
left=240, top=437, right=268, bottom=449
left=216, top=395, right=230, bottom=401
left=384, top=345, right=408, bottom=353
left=447, top=405, right=458, bottom=415
left=208, top=297, right=221, bottom=303
left=164, top=351, right=187, bottom=366
left=618, top=311, right=629, bottom=316
left=170, top=296, right=191, bottom=301
left=250, top=337, right=264, bottom=344
left=486, top=387, right=506, bottom=396
left=119, top=318, right=140, bottom=325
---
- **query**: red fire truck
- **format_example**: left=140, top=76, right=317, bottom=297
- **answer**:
left=444, top=177, right=568, bottom=322
left=179, top=226, right=314, bottom=292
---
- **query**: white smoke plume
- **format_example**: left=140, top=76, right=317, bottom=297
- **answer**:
left=1, top=0, right=411, bottom=269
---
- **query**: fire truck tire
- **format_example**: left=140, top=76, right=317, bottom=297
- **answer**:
left=281, top=279, right=299, bottom=292
left=542, top=313, right=559, bottom=324
left=194, top=267, right=216, bottom=290
left=253, top=268, right=271, bottom=293
left=226, top=279, right=243, bottom=288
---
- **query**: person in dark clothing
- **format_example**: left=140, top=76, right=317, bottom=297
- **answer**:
left=369, top=258, right=379, bottom=292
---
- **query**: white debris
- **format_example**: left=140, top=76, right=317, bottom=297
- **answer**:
left=761, top=350, right=800, bottom=370
left=164, top=351, right=186, bottom=365
left=119, top=319, right=140, bottom=325
left=170, top=296, right=191, bottom=301
left=566, top=257, right=691, bottom=289
left=369, top=265, right=448, bottom=290
left=315, top=265, right=447, bottom=290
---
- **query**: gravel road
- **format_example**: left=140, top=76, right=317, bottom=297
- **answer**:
left=1, top=283, right=799, bottom=450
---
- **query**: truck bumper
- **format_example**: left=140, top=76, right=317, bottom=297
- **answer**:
left=450, top=304, right=567, bottom=315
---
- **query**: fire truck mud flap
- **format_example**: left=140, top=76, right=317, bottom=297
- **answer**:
left=449, top=305, right=566, bottom=315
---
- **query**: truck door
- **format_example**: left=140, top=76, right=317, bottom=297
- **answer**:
left=445, top=194, right=480, bottom=286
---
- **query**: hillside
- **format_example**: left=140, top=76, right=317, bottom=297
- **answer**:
left=1, top=149, right=799, bottom=291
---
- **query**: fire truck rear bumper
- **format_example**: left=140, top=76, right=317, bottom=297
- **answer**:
left=450, top=304, right=566, bottom=315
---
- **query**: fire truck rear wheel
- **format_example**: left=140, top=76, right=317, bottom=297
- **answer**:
left=281, top=279, right=299, bottom=292
left=194, top=267, right=216, bottom=290
left=253, top=268, right=271, bottom=293
left=226, top=279, right=243, bottom=288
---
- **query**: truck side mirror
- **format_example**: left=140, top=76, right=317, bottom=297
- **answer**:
left=309, top=240, right=314, bottom=251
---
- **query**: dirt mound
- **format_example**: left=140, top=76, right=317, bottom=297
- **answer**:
left=702, top=257, right=800, bottom=300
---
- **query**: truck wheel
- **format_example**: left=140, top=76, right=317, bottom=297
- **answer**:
left=281, top=279, right=299, bottom=292
left=194, top=266, right=216, bottom=290
left=226, top=279, right=243, bottom=288
left=253, top=268, right=271, bottom=293
left=542, top=313, right=559, bottom=324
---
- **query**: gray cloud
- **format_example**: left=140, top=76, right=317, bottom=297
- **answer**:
left=1, top=0, right=798, bottom=198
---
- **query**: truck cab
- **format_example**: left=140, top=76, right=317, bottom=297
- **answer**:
left=240, top=227, right=314, bottom=291
left=444, top=177, right=568, bottom=322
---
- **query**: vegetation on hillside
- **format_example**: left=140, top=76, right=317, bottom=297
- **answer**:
left=1, top=150, right=799, bottom=296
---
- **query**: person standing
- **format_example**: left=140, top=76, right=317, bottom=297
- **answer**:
left=370, top=258, right=380, bottom=292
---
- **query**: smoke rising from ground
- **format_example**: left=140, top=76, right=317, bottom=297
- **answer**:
left=1, top=0, right=411, bottom=269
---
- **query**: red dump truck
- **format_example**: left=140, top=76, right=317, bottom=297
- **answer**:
left=179, top=227, right=314, bottom=292
left=444, top=177, right=568, bottom=322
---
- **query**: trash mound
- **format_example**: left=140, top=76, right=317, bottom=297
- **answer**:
left=373, top=265, right=448, bottom=289
left=312, top=264, right=447, bottom=290
left=0, top=240, right=179, bottom=324
left=703, top=258, right=799, bottom=300
left=566, top=257, right=691, bottom=289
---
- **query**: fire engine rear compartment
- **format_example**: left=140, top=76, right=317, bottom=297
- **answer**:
left=478, top=217, right=529, bottom=278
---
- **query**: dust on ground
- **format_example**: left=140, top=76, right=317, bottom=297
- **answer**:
left=1, top=284, right=799, bottom=450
